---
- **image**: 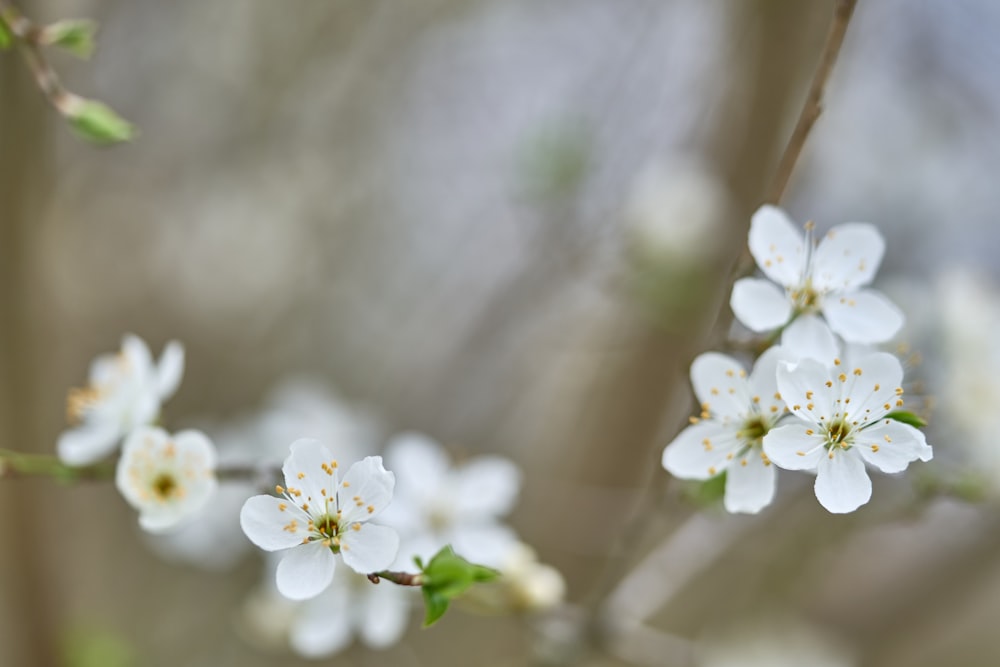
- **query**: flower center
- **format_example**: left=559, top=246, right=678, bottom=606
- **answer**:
left=824, top=418, right=853, bottom=451
left=152, top=473, right=179, bottom=500
left=313, top=514, right=340, bottom=539
left=737, top=415, right=769, bottom=446
left=789, top=280, right=822, bottom=315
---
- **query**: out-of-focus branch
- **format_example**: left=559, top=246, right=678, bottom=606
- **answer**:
left=766, top=0, right=858, bottom=204
left=0, top=2, right=69, bottom=111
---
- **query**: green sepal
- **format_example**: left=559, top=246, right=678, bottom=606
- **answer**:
left=68, top=99, right=134, bottom=144
left=0, top=19, right=11, bottom=50
left=682, top=471, right=727, bottom=507
left=418, top=545, right=500, bottom=627
left=43, top=19, right=98, bottom=59
left=884, top=410, right=927, bottom=428
left=421, top=588, right=450, bottom=627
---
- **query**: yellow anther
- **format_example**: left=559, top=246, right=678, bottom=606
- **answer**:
left=884, top=435, right=892, bottom=442
left=367, top=505, right=374, bottom=514
left=725, top=369, right=734, bottom=377
left=853, top=368, right=862, bottom=376
left=752, top=396, right=760, bottom=403
left=805, top=429, right=814, bottom=435
left=834, top=358, right=842, bottom=366
left=689, top=416, right=700, bottom=424
left=770, top=406, right=778, bottom=413
left=806, top=391, right=814, bottom=400
left=351, top=522, right=361, bottom=532
left=297, top=472, right=305, bottom=480
left=807, top=403, right=814, bottom=411
left=883, top=403, right=891, bottom=411
left=793, top=404, right=801, bottom=411
left=342, top=482, right=350, bottom=488
left=711, top=388, right=719, bottom=395
left=796, top=451, right=805, bottom=456
left=895, top=387, right=904, bottom=395
left=874, top=383, right=881, bottom=391
left=275, top=485, right=285, bottom=494
left=774, top=392, right=782, bottom=400
left=871, top=445, right=880, bottom=453
left=896, top=399, right=904, bottom=407
left=278, top=503, right=287, bottom=512
left=838, top=373, right=847, bottom=382
left=825, top=381, right=833, bottom=388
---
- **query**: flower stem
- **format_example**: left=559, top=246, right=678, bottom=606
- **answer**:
left=766, top=0, right=858, bottom=204
left=0, top=449, right=114, bottom=482
left=369, top=570, right=424, bottom=587
left=0, top=2, right=73, bottom=114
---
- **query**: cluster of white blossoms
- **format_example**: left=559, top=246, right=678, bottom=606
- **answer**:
left=59, top=334, right=219, bottom=532
left=663, top=206, right=932, bottom=514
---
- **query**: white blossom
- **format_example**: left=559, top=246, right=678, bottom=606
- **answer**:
left=115, top=426, right=217, bottom=533
left=730, top=205, right=903, bottom=344
left=58, top=334, right=184, bottom=466
left=240, top=440, right=399, bottom=600
left=762, top=353, right=932, bottom=513
left=662, top=347, right=790, bottom=514
left=379, top=432, right=521, bottom=569
left=464, top=542, right=566, bottom=613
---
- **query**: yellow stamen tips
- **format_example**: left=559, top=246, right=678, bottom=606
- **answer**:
left=711, top=388, right=719, bottom=396
left=776, top=256, right=784, bottom=263
left=838, top=373, right=847, bottom=383
left=774, top=392, right=782, bottom=400
left=844, top=397, right=851, bottom=404
left=283, top=520, right=299, bottom=533
left=739, top=369, right=747, bottom=378
left=275, top=485, right=285, bottom=494
left=321, top=462, right=337, bottom=476
left=834, top=358, right=842, bottom=366
left=770, top=406, right=779, bottom=413
left=702, top=438, right=713, bottom=451
left=828, top=452, right=835, bottom=459
left=796, top=451, right=806, bottom=457
left=871, top=445, right=880, bottom=453
left=708, top=466, right=717, bottom=476
left=725, top=369, right=734, bottom=378
left=700, top=410, right=710, bottom=419
left=320, top=489, right=327, bottom=497
left=852, top=368, right=864, bottom=377
left=883, top=403, right=891, bottom=411
left=807, top=403, right=814, bottom=411
left=701, top=402, right=711, bottom=411
left=291, top=489, right=302, bottom=497
left=805, top=429, right=814, bottom=435
left=895, top=387, right=904, bottom=395
left=278, top=503, right=287, bottom=512
left=302, top=503, right=309, bottom=511
left=332, top=461, right=338, bottom=468
left=342, top=482, right=350, bottom=488
left=164, top=443, right=176, bottom=458
left=752, top=395, right=761, bottom=403
left=896, top=399, right=904, bottom=407
left=793, top=404, right=801, bottom=411
left=825, top=381, right=833, bottom=388
left=728, top=387, right=735, bottom=394
left=884, top=435, right=892, bottom=443
left=355, top=500, right=364, bottom=507
left=367, top=505, right=374, bottom=514
left=805, top=220, right=816, bottom=231
left=322, top=539, right=332, bottom=547
left=297, top=472, right=306, bottom=480
left=351, top=522, right=361, bottom=532
left=301, top=537, right=310, bottom=544
left=740, top=459, right=748, bottom=467
left=689, top=416, right=700, bottom=424
left=765, top=260, right=773, bottom=267
left=726, top=453, right=734, bottom=461
left=806, top=391, right=814, bottom=400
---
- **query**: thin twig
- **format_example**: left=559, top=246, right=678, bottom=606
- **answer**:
left=0, top=1, right=73, bottom=114
left=369, top=570, right=424, bottom=587
left=766, top=0, right=858, bottom=203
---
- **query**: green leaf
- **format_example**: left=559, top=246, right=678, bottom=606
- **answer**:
left=42, top=19, right=97, bottom=59
left=421, top=589, right=450, bottom=627
left=682, top=471, right=727, bottom=507
left=0, top=19, right=11, bottom=50
left=884, top=410, right=927, bottom=428
left=67, top=98, right=134, bottom=145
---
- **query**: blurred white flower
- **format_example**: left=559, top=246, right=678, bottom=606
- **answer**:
left=240, top=440, right=399, bottom=600
left=731, top=205, right=903, bottom=344
left=241, top=557, right=411, bottom=659
left=763, top=353, right=932, bottom=513
left=115, top=426, right=217, bottom=533
left=662, top=347, right=790, bottom=513
left=58, top=334, right=184, bottom=466
left=464, top=542, right=565, bottom=614
left=380, top=432, right=521, bottom=569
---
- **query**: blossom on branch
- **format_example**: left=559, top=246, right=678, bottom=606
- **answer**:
left=662, top=347, right=790, bottom=513
left=730, top=205, right=903, bottom=344
left=58, top=334, right=184, bottom=465
left=240, top=440, right=399, bottom=600
left=762, top=353, right=933, bottom=513
left=115, top=426, right=217, bottom=533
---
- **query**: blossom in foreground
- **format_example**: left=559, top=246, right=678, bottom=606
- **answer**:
left=662, top=347, right=789, bottom=514
left=115, top=426, right=217, bottom=533
left=240, top=440, right=399, bottom=600
left=730, top=205, right=903, bottom=344
left=58, top=334, right=184, bottom=465
left=762, top=353, right=932, bottom=513
left=379, top=432, right=521, bottom=569
left=239, top=553, right=411, bottom=658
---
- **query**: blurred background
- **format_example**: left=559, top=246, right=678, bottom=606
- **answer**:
left=3, top=0, right=1000, bottom=665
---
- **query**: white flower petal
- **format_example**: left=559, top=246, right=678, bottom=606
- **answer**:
left=822, top=289, right=904, bottom=344
left=385, top=432, right=451, bottom=500
left=289, top=580, right=353, bottom=658
left=838, top=351, right=904, bottom=423
left=723, top=454, right=776, bottom=514
left=748, top=345, right=794, bottom=419
left=776, top=359, right=838, bottom=424
left=240, top=495, right=310, bottom=551
left=762, top=421, right=826, bottom=470
left=339, top=456, right=395, bottom=524
left=339, top=523, right=399, bottom=574
left=57, top=422, right=121, bottom=465
left=730, top=278, right=793, bottom=332
left=690, top=353, right=752, bottom=420
left=810, top=223, right=885, bottom=291
left=359, top=580, right=410, bottom=649
left=155, top=341, right=185, bottom=401
left=276, top=542, right=337, bottom=600
left=662, top=422, right=741, bottom=480
left=856, top=420, right=932, bottom=472
left=121, top=334, right=155, bottom=382
left=781, top=315, right=839, bottom=367
left=282, top=439, right=338, bottom=508
left=454, top=457, right=521, bottom=520
left=452, top=522, right=520, bottom=569
left=747, top=205, right=806, bottom=286
left=814, top=449, right=871, bottom=513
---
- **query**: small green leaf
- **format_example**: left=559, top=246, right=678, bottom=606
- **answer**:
left=421, top=589, right=450, bottom=627
left=67, top=98, right=134, bottom=145
left=682, top=471, right=727, bottom=507
left=42, top=19, right=97, bottom=59
left=884, top=411, right=927, bottom=428
left=0, top=20, right=11, bottom=50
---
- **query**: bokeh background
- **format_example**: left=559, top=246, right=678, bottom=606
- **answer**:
left=4, top=1, right=1000, bottom=665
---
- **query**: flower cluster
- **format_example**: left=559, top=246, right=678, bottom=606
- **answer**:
left=663, top=206, right=932, bottom=513
left=59, top=334, right=219, bottom=532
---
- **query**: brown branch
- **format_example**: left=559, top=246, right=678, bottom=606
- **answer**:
left=369, top=570, right=424, bottom=587
left=0, top=1, right=73, bottom=114
left=766, top=0, right=858, bottom=204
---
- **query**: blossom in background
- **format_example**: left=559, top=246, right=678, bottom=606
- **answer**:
left=240, top=440, right=399, bottom=600
left=662, top=347, right=790, bottom=514
left=380, top=432, right=521, bottom=569
left=241, top=557, right=411, bottom=659
left=58, top=334, right=184, bottom=466
left=763, top=353, right=932, bottom=513
left=115, top=426, right=217, bottom=533
left=730, top=205, right=903, bottom=344
left=463, top=542, right=566, bottom=614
